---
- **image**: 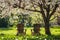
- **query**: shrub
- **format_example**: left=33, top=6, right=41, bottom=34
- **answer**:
left=0, top=17, right=9, bottom=28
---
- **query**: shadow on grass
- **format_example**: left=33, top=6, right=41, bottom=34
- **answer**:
left=0, top=28, right=14, bottom=31
left=24, top=35, right=60, bottom=40
left=0, top=34, right=60, bottom=40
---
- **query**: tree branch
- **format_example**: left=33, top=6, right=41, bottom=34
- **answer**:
left=46, top=5, right=50, bottom=19
left=13, top=3, right=40, bottom=12
left=49, top=4, right=59, bottom=19
left=19, top=7, right=40, bottom=12
left=49, top=16, right=57, bottom=21
left=38, top=3, right=46, bottom=18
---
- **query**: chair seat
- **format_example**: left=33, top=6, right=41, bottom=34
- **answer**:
left=16, top=28, right=26, bottom=36
left=31, top=29, right=40, bottom=35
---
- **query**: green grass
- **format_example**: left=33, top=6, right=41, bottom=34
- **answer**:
left=0, top=27, right=60, bottom=40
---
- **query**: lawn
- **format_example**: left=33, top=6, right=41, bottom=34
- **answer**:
left=0, top=27, right=60, bottom=40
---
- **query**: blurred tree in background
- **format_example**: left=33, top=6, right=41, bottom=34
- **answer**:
left=0, top=0, right=60, bottom=35
left=12, top=0, right=60, bottom=35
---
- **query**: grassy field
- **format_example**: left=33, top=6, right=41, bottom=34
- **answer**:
left=0, top=27, right=60, bottom=40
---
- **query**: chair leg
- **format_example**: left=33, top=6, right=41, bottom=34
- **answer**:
left=16, top=32, right=19, bottom=36
left=31, top=29, right=34, bottom=35
left=24, top=29, right=27, bottom=35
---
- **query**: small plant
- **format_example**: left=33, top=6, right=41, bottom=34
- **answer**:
left=0, top=17, right=9, bottom=28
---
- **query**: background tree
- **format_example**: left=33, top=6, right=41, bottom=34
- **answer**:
left=0, top=0, right=18, bottom=27
left=0, top=0, right=60, bottom=35
left=12, top=0, right=60, bottom=35
left=0, top=0, right=11, bottom=28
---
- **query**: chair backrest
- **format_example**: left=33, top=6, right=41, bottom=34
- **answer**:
left=57, top=16, right=60, bottom=25
left=33, top=24, right=41, bottom=33
left=17, top=24, right=24, bottom=33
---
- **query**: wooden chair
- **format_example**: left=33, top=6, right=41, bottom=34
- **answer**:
left=31, top=24, right=41, bottom=35
left=16, top=23, right=26, bottom=35
left=57, top=16, right=60, bottom=25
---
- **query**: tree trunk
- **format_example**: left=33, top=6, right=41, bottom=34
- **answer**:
left=44, top=18, right=51, bottom=35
